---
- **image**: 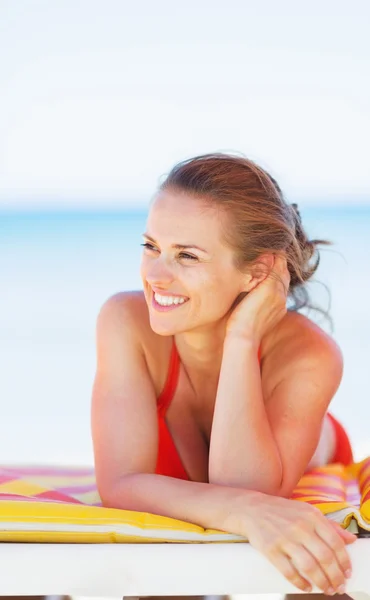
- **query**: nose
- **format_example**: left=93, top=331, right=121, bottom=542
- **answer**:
left=144, top=256, right=175, bottom=288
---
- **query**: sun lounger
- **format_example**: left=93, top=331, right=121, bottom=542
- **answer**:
left=0, top=462, right=369, bottom=598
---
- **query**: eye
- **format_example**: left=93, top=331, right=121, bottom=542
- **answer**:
left=141, top=242, right=159, bottom=252
left=179, top=252, right=198, bottom=261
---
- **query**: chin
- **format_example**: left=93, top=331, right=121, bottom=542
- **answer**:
left=149, top=311, right=202, bottom=336
left=148, top=316, right=182, bottom=337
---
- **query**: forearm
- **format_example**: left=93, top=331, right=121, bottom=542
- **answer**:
left=209, top=335, right=283, bottom=493
left=100, top=471, right=260, bottom=538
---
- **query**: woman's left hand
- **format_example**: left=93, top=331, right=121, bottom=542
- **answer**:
left=226, top=254, right=291, bottom=344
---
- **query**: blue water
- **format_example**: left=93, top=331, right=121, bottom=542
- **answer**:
left=1, top=206, right=370, bottom=465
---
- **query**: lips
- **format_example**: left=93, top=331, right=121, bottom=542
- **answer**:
left=154, top=292, right=188, bottom=306
left=151, top=290, right=189, bottom=312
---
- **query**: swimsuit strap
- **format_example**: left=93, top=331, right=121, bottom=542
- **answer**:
left=157, top=341, right=180, bottom=417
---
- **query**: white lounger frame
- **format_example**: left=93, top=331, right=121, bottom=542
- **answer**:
left=0, top=541, right=370, bottom=598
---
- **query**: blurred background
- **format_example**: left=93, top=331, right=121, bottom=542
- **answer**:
left=1, top=0, right=369, bottom=466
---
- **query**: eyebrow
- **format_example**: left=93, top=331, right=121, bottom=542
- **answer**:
left=142, top=233, right=208, bottom=254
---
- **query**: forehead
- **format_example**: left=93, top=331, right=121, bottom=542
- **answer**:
left=147, top=190, right=223, bottom=242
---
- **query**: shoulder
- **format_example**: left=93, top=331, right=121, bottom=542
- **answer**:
left=98, top=290, right=148, bottom=324
left=261, top=311, right=343, bottom=399
left=95, top=291, right=150, bottom=363
left=95, top=292, right=144, bottom=353
left=97, top=290, right=161, bottom=346
left=96, top=291, right=172, bottom=394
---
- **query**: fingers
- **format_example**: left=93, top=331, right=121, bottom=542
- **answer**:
left=315, top=520, right=355, bottom=577
left=283, top=517, right=355, bottom=595
left=329, top=520, right=357, bottom=544
left=260, top=512, right=356, bottom=594
left=288, top=535, right=346, bottom=594
left=282, top=541, right=336, bottom=593
left=267, top=550, right=312, bottom=593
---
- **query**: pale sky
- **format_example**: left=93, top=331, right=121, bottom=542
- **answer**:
left=1, top=0, right=369, bottom=209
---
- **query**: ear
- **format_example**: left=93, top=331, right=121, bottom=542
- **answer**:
left=242, top=254, right=275, bottom=293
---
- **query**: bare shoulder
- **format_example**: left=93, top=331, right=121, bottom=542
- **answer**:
left=96, top=291, right=172, bottom=394
left=98, top=290, right=148, bottom=327
left=262, top=311, right=343, bottom=398
left=97, top=290, right=163, bottom=345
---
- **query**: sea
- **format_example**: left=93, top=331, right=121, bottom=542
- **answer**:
left=1, top=205, right=369, bottom=466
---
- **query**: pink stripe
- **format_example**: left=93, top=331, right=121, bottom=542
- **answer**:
left=292, top=495, right=344, bottom=503
left=303, top=498, right=352, bottom=505
left=0, top=494, right=35, bottom=502
left=347, top=494, right=361, bottom=503
left=302, top=471, right=345, bottom=479
left=0, top=494, right=71, bottom=504
left=0, top=493, right=103, bottom=507
left=293, top=484, right=346, bottom=497
left=291, top=492, right=347, bottom=502
left=292, top=491, right=360, bottom=507
left=0, top=466, right=94, bottom=477
left=36, top=491, right=82, bottom=504
left=0, top=475, right=16, bottom=484
left=56, top=484, right=98, bottom=494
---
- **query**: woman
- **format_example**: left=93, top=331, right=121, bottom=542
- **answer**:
left=91, top=153, right=356, bottom=594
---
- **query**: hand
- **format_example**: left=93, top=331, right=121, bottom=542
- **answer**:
left=226, top=254, right=290, bottom=344
left=237, top=492, right=356, bottom=594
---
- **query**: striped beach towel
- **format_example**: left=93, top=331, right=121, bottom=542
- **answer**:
left=0, top=459, right=369, bottom=543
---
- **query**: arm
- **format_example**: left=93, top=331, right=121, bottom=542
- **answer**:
left=208, top=328, right=343, bottom=497
left=209, top=334, right=282, bottom=493
left=91, top=293, right=354, bottom=594
left=91, top=293, right=253, bottom=528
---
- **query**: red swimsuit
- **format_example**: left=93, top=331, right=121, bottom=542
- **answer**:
left=155, top=343, right=353, bottom=480
left=156, top=342, right=189, bottom=480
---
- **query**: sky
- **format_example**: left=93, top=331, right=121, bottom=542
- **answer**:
left=0, top=0, right=369, bottom=210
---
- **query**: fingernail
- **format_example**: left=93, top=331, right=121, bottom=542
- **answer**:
left=345, top=568, right=352, bottom=578
left=304, top=585, right=312, bottom=593
left=326, top=587, right=335, bottom=595
left=337, top=584, right=346, bottom=594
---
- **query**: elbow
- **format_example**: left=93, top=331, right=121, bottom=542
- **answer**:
left=99, top=487, right=120, bottom=509
left=98, top=475, right=137, bottom=510
left=98, top=481, right=122, bottom=509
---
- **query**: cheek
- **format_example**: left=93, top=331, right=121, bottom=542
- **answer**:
left=195, top=272, right=240, bottom=316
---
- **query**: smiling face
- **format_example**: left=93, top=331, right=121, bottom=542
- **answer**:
left=140, top=189, right=250, bottom=336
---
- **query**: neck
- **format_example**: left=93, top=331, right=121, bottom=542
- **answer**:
left=173, top=322, right=227, bottom=403
left=174, top=320, right=268, bottom=396
left=175, top=322, right=226, bottom=368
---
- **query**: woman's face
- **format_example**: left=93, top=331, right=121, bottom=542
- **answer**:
left=140, top=189, right=248, bottom=336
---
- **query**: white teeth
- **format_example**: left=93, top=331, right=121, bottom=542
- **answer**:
left=154, top=292, right=187, bottom=306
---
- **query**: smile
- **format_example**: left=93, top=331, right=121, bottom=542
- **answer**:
left=152, top=292, right=189, bottom=311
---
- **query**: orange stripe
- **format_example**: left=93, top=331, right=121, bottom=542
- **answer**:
left=293, top=484, right=346, bottom=496
left=295, top=480, right=345, bottom=492
left=358, top=458, right=370, bottom=479
left=362, top=489, right=370, bottom=504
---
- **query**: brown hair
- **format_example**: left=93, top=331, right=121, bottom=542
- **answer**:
left=159, top=152, right=332, bottom=323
